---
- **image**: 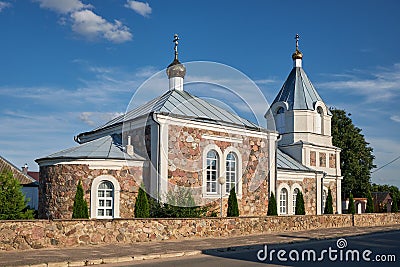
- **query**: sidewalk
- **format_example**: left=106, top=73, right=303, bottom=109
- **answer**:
left=1, top=225, right=399, bottom=267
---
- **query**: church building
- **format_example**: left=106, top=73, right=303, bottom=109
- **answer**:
left=36, top=35, right=342, bottom=219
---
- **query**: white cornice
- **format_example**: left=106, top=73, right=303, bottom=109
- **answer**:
left=38, top=159, right=147, bottom=170
left=156, top=114, right=278, bottom=140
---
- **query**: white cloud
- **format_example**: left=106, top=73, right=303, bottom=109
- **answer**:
left=71, top=10, right=132, bottom=43
left=34, top=0, right=89, bottom=14
left=34, top=0, right=132, bottom=43
left=318, top=63, right=400, bottom=103
left=0, top=1, right=10, bottom=12
left=125, top=0, right=152, bottom=17
left=390, top=115, right=400, bottom=123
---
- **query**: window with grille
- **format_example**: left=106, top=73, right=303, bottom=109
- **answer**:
left=225, top=152, right=237, bottom=194
left=97, top=181, right=113, bottom=218
left=206, top=150, right=219, bottom=194
left=280, top=188, right=288, bottom=214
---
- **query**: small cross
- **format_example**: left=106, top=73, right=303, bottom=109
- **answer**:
left=173, top=34, right=179, bottom=59
left=295, top=34, right=300, bottom=50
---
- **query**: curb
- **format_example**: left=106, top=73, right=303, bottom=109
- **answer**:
left=16, top=250, right=202, bottom=267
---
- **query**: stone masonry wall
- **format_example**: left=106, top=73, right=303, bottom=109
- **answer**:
left=1, top=213, right=399, bottom=251
left=167, top=125, right=270, bottom=216
left=39, top=164, right=144, bottom=219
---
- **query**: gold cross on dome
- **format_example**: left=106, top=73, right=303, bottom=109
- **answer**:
left=295, top=34, right=300, bottom=50
left=173, top=34, right=179, bottom=59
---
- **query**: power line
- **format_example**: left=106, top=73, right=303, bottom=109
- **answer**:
left=371, top=155, right=400, bottom=174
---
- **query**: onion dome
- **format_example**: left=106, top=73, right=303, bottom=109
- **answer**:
left=291, top=33, right=303, bottom=60
left=166, top=34, right=186, bottom=79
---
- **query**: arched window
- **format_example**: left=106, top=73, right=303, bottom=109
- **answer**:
left=315, top=107, right=324, bottom=134
left=280, top=188, right=288, bottom=214
left=293, top=188, right=300, bottom=214
left=226, top=152, right=237, bottom=194
left=206, top=150, right=219, bottom=194
left=276, top=107, right=285, bottom=134
left=97, top=181, right=114, bottom=218
left=91, top=175, right=120, bottom=219
left=322, top=189, right=327, bottom=212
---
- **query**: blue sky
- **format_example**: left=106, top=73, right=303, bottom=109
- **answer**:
left=0, top=0, right=399, bottom=187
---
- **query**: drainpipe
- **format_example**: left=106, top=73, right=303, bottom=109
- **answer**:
left=273, top=133, right=282, bottom=197
left=321, top=171, right=327, bottom=213
left=152, top=112, right=161, bottom=202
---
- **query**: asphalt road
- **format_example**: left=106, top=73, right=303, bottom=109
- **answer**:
left=105, top=230, right=400, bottom=267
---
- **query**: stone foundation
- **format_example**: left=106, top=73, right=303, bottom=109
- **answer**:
left=1, top=213, right=399, bottom=251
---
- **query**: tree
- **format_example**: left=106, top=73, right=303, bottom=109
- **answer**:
left=72, top=181, right=89, bottom=219
left=347, top=193, right=355, bottom=215
left=134, top=187, right=150, bottom=218
left=331, top=109, right=375, bottom=197
left=267, top=192, right=278, bottom=216
left=365, top=190, right=374, bottom=213
left=392, top=196, right=398, bottom=213
left=227, top=187, right=239, bottom=217
left=295, top=191, right=305, bottom=215
left=324, top=188, right=334, bottom=214
left=0, top=170, right=34, bottom=220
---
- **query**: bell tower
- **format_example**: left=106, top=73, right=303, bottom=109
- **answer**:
left=266, top=34, right=340, bottom=171
left=266, top=35, right=342, bottom=214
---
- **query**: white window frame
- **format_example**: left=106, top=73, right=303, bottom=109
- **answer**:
left=91, top=175, right=120, bottom=219
left=290, top=183, right=303, bottom=215
left=225, top=152, right=237, bottom=194
left=322, top=187, right=328, bottom=213
left=280, top=188, right=288, bottom=215
left=97, top=181, right=114, bottom=218
left=277, top=183, right=290, bottom=215
left=292, top=188, right=299, bottom=214
left=202, top=144, right=223, bottom=197
left=223, top=147, right=243, bottom=198
left=206, top=150, right=219, bottom=194
left=315, top=106, right=324, bottom=134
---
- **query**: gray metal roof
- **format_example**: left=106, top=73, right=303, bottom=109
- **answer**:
left=37, top=134, right=145, bottom=161
left=87, top=89, right=260, bottom=136
left=272, top=67, right=331, bottom=115
left=277, top=149, right=314, bottom=172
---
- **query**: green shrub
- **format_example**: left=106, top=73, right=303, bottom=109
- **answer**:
left=134, top=187, right=150, bottom=218
left=227, top=187, right=239, bottom=217
left=72, top=180, right=89, bottom=219
left=324, top=188, right=334, bottom=214
left=365, top=190, right=374, bottom=213
left=295, top=191, right=305, bottom=215
left=347, top=193, right=355, bottom=215
left=267, top=192, right=278, bottom=216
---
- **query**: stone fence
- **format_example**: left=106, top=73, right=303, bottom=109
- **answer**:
left=0, top=213, right=399, bottom=251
